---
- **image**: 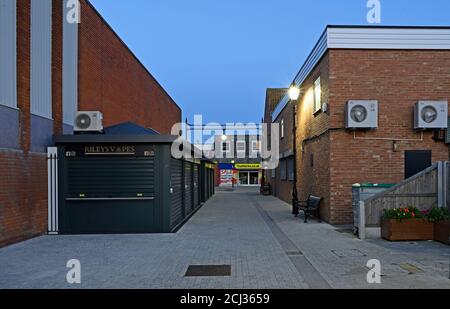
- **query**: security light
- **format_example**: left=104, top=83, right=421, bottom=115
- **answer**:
left=289, top=85, right=300, bottom=101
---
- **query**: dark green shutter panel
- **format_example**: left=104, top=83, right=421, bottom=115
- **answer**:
left=446, top=117, right=450, bottom=144
left=185, top=163, right=193, bottom=215
left=170, top=159, right=184, bottom=228
left=67, top=157, right=155, bottom=198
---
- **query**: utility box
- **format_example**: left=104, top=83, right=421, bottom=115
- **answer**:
left=352, top=183, right=395, bottom=235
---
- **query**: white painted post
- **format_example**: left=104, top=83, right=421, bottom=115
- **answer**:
left=359, top=201, right=366, bottom=240
left=47, top=147, right=59, bottom=234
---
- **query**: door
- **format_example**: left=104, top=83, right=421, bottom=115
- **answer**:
left=239, top=172, right=249, bottom=185
left=249, top=172, right=259, bottom=185
left=405, top=150, right=432, bottom=179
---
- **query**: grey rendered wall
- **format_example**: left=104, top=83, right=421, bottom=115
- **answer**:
left=0, top=0, right=17, bottom=109
left=62, top=0, right=78, bottom=126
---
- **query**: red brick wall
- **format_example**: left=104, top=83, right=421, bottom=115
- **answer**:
left=17, top=0, right=30, bottom=152
left=295, top=53, right=332, bottom=222
left=52, top=0, right=63, bottom=135
left=327, top=49, right=450, bottom=224
left=0, top=0, right=183, bottom=247
left=0, top=151, right=47, bottom=247
left=77, top=0, right=181, bottom=133
left=0, top=0, right=53, bottom=247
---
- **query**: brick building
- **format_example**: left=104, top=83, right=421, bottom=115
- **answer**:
left=0, top=0, right=181, bottom=247
left=265, top=26, right=450, bottom=224
left=263, top=88, right=295, bottom=204
left=214, top=134, right=262, bottom=187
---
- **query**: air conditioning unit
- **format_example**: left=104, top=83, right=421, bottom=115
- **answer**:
left=345, top=100, right=378, bottom=129
left=414, top=101, right=448, bottom=130
left=74, top=111, right=103, bottom=132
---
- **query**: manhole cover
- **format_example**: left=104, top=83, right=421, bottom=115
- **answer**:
left=185, top=265, right=231, bottom=277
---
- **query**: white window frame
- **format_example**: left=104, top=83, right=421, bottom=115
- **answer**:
left=251, top=140, right=260, bottom=153
left=222, top=141, right=231, bottom=157
left=280, top=119, right=285, bottom=139
left=236, top=141, right=246, bottom=154
left=313, top=76, right=322, bottom=114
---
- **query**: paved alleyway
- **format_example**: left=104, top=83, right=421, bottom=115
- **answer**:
left=0, top=188, right=449, bottom=289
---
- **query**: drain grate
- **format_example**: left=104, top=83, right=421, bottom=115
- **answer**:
left=185, top=265, right=231, bottom=277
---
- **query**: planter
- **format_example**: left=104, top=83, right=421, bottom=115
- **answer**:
left=434, top=221, right=450, bottom=245
left=381, top=219, right=434, bottom=241
left=261, top=184, right=271, bottom=196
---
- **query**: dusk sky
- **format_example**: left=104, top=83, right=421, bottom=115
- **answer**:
left=89, top=0, right=450, bottom=125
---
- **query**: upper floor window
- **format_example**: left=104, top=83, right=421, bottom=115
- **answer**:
left=236, top=141, right=246, bottom=153
left=251, top=140, right=261, bottom=153
left=222, top=141, right=231, bottom=155
left=313, top=77, right=322, bottom=114
left=280, top=119, right=285, bottom=139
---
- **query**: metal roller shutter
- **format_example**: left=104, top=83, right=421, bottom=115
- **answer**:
left=184, top=162, right=193, bottom=214
left=193, top=164, right=199, bottom=208
left=63, top=157, right=158, bottom=234
left=170, top=159, right=184, bottom=229
left=67, top=157, right=155, bottom=198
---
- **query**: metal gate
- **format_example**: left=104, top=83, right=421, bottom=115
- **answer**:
left=47, top=147, right=59, bottom=234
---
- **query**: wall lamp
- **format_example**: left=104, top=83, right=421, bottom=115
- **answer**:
left=289, top=84, right=301, bottom=101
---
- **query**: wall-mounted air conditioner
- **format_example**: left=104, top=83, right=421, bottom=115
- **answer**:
left=74, top=111, right=104, bottom=132
left=414, top=101, right=448, bottom=130
left=345, top=100, right=378, bottom=129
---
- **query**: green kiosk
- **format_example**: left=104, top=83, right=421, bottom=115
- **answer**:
left=53, top=123, right=216, bottom=234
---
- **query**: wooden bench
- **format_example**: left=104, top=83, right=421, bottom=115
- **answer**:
left=293, top=195, right=322, bottom=223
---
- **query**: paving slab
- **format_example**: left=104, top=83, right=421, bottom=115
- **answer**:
left=0, top=188, right=448, bottom=289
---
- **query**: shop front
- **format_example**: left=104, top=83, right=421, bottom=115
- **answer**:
left=51, top=134, right=216, bottom=235
left=235, top=164, right=261, bottom=187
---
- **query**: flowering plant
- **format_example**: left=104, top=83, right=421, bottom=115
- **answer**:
left=382, top=207, right=423, bottom=220
left=425, top=207, right=450, bottom=223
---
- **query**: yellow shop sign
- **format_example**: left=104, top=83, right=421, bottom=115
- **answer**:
left=234, top=164, right=261, bottom=170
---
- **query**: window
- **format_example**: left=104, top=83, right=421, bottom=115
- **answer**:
left=236, top=141, right=246, bottom=154
left=313, top=77, right=322, bottom=114
left=251, top=140, right=260, bottom=153
left=287, top=157, right=295, bottom=181
left=280, top=119, right=285, bottom=139
left=280, top=159, right=287, bottom=181
left=222, top=141, right=230, bottom=152
left=271, top=169, right=276, bottom=179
